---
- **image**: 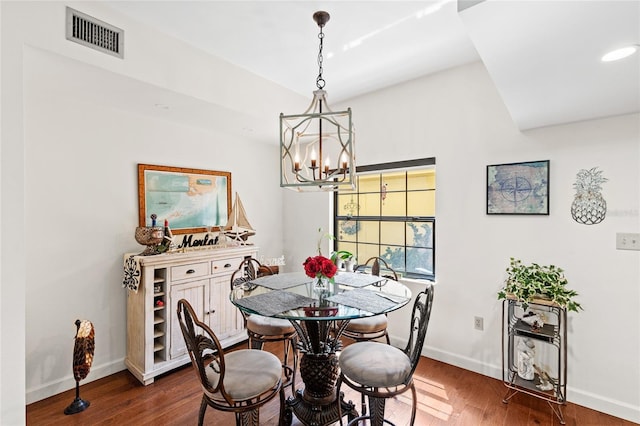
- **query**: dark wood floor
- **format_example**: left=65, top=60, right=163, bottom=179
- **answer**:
left=27, top=341, right=633, bottom=426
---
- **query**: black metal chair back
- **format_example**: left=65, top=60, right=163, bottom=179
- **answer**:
left=230, top=257, right=275, bottom=292
left=402, top=285, right=435, bottom=383
left=354, top=256, right=398, bottom=280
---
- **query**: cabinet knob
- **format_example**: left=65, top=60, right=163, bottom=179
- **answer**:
left=224, top=263, right=231, bottom=268
left=186, top=269, right=195, bottom=274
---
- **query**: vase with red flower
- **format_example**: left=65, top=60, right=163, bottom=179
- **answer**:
left=303, top=255, right=337, bottom=290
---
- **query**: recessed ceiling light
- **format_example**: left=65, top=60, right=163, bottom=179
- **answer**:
left=601, top=45, right=638, bottom=62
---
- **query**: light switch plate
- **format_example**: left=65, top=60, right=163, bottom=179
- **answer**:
left=616, top=233, right=640, bottom=251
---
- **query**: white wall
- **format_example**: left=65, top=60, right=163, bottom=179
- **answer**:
left=2, top=1, right=639, bottom=424
left=1, top=2, right=303, bottom=422
left=22, top=46, right=287, bottom=402
left=283, top=63, right=640, bottom=423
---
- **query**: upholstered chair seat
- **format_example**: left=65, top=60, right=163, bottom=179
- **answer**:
left=343, top=315, right=388, bottom=335
left=246, top=315, right=296, bottom=337
left=204, top=349, right=282, bottom=402
left=339, top=341, right=411, bottom=388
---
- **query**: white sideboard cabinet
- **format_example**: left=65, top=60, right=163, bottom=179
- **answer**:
left=125, top=246, right=257, bottom=385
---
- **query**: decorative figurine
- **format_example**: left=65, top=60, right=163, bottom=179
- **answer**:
left=516, top=338, right=536, bottom=380
left=64, top=319, right=94, bottom=415
left=534, top=365, right=554, bottom=391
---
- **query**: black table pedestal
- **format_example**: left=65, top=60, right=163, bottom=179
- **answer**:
left=283, top=320, right=357, bottom=426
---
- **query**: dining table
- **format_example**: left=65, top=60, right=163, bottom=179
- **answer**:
left=230, top=270, right=412, bottom=426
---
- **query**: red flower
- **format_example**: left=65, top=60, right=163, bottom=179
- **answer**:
left=303, top=255, right=337, bottom=280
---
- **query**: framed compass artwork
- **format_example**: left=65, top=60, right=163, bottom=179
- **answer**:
left=486, top=160, right=549, bottom=215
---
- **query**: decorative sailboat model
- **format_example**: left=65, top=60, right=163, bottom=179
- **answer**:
left=223, top=193, right=255, bottom=244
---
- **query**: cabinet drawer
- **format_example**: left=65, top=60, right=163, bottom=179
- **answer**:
left=212, top=258, right=241, bottom=276
left=170, top=262, right=210, bottom=281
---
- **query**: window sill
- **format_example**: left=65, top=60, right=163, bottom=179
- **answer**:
left=398, top=276, right=436, bottom=287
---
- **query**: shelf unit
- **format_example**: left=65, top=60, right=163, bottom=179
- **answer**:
left=502, top=298, right=567, bottom=424
left=125, top=246, right=258, bottom=385
left=152, top=268, right=167, bottom=363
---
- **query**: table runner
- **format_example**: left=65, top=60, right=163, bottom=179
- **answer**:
left=326, top=288, right=409, bottom=314
left=334, top=272, right=386, bottom=288
left=234, top=290, right=316, bottom=316
left=249, top=272, right=312, bottom=290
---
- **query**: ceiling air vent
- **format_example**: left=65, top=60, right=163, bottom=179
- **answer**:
left=66, top=7, right=124, bottom=59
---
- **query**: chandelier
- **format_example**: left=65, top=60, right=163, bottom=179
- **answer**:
left=280, top=11, right=356, bottom=192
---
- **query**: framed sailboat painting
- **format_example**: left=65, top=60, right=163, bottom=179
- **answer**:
left=138, top=164, right=232, bottom=234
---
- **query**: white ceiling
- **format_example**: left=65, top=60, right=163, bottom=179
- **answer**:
left=103, top=0, right=639, bottom=131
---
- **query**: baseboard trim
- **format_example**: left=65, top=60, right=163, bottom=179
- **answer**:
left=26, top=358, right=126, bottom=405
left=567, top=387, right=640, bottom=424
left=389, top=335, right=639, bottom=424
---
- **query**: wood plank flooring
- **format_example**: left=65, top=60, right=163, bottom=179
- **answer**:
left=27, top=341, right=633, bottom=425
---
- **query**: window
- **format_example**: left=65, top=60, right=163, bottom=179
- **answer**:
left=333, top=158, right=435, bottom=280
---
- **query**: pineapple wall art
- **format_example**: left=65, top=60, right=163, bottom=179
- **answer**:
left=571, top=167, right=608, bottom=225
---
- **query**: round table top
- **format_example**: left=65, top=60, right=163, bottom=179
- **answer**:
left=230, top=271, right=412, bottom=321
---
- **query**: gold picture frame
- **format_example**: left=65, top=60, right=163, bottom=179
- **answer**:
left=138, top=164, right=232, bottom=235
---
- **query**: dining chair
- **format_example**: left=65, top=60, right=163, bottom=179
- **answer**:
left=342, top=257, right=399, bottom=344
left=337, top=285, right=434, bottom=425
left=230, top=257, right=298, bottom=393
left=176, top=299, right=285, bottom=426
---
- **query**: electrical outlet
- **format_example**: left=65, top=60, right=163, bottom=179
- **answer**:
left=474, top=316, right=484, bottom=331
left=616, top=233, right=640, bottom=251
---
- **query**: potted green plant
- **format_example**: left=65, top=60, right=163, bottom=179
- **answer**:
left=331, top=250, right=356, bottom=271
left=497, top=257, right=583, bottom=312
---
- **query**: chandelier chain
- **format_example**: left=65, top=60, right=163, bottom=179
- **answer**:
left=316, top=28, right=325, bottom=89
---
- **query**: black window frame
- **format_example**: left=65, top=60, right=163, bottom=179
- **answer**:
left=333, top=157, right=436, bottom=280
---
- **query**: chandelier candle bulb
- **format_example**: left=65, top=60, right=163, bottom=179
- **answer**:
left=310, top=149, right=317, bottom=168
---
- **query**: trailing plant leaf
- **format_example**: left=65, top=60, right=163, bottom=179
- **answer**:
left=498, top=257, right=583, bottom=312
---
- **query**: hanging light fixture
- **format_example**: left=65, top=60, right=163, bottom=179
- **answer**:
left=280, top=11, right=356, bottom=192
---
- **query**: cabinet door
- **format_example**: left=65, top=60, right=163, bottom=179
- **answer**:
left=209, top=274, right=245, bottom=341
left=170, top=279, right=210, bottom=359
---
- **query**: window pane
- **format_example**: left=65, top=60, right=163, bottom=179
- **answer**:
left=406, top=247, right=433, bottom=276
left=382, top=171, right=406, bottom=191
left=380, top=246, right=405, bottom=274
left=337, top=241, right=357, bottom=257
left=380, top=221, right=405, bottom=246
left=357, top=221, right=379, bottom=244
left=338, top=194, right=360, bottom=217
left=406, top=222, right=433, bottom=248
left=407, top=190, right=435, bottom=216
left=407, top=169, right=435, bottom=190
left=358, top=174, right=380, bottom=193
left=359, top=193, right=381, bottom=215
left=337, top=219, right=359, bottom=242
left=355, top=243, right=379, bottom=264
left=381, top=191, right=406, bottom=216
